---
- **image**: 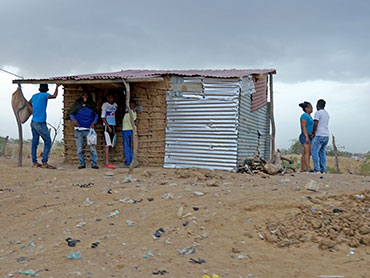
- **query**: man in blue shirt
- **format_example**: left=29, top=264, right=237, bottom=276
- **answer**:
left=28, top=84, right=60, bottom=169
left=68, top=92, right=99, bottom=169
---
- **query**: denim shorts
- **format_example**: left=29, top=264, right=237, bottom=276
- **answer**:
left=299, top=133, right=313, bottom=145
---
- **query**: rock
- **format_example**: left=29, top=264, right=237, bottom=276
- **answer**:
left=305, top=180, right=320, bottom=192
left=104, top=171, right=114, bottom=177
left=177, top=206, right=184, bottom=218
left=206, top=179, right=220, bottom=187
left=360, top=235, right=370, bottom=245
left=318, top=239, right=336, bottom=250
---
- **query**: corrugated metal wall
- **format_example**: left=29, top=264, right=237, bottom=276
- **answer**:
left=237, top=76, right=271, bottom=163
left=164, top=77, right=240, bottom=171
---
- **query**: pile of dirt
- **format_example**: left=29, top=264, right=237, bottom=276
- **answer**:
left=261, top=190, right=370, bottom=250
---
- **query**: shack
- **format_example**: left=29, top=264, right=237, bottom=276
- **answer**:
left=14, top=69, right=276, bottom=171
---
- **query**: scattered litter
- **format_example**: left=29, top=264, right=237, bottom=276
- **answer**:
left=162, top=193, right=174, bottom=199
left=346, top=248, right=355, bottom=256
left=183, top=221, right=189, bottom=227
left=154, top=228, right=164, bottom=238
left=20, top=244, right=25, bottom=248
left=177, top=247, right=196, bottom=255
left=153, top=270, right=168, bottom=275
left=122, top=175, right=137, bottom=183
left=147, top=197, right=154, bottom=201
left=106, top=210, right=120, bottom=219
left=306, top=196, right=312, bottom=200
left=317, top=276, right=344, bottom=278
left=193, top=191, right=205, bottom=196
left=18, top=269, right=37, bottom=276
left=83, top=198, right=94, bottom=205
left=96, top=218, right=102, bottom=222
left=189, top=258, right=206, bottom=264
left=143, top=252, right=153, bottom=258
left=66, top=238, right=80, bottom=247
left=258, top=233, right=264, bottom=240
left=333, top=208, right=344, bottom=213
left=355, top=194, right=364, bottom=199
left=28, top=242, right=36, bottom=247
left=305, top=180, right=320, bottom=192
left=91, top=242, right=100, bottom=248
left=16, top=256, right=27, bottom=262
left=193, top=207, right=199, bottom=211
left=76, top=221, right=86, bottom=228
left=119, top=197, right=143, bottom=204
left=238, top=254, right=251, bottom=260
left=126, top=220, right=134, bottom=227
left=72, top=182, right=94, bottom=188
left=202, top=274, right=220, bottom=278
left=67, top=251, right=82, bottom=259
left=107, top=189, right=112, bottom=194
left=246, top=218, right=252, bottom=223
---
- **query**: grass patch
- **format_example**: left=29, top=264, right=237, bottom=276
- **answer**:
left=360, top=156, right=370, bottom=176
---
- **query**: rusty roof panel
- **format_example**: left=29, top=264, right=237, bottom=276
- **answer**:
left=15, top=69, right=276, bottom=83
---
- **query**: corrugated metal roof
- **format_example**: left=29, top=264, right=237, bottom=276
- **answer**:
left=15, top=69, right=276, bottom=83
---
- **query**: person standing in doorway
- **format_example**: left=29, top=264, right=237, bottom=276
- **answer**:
left=311, top=99, right=330, bottom=173
left=28, top=84, right=60, bottom=169
left=121, top=104, right=137, bottom=168
left=298, top=101, right=314, bottom=172
left=101, top=92, right=117, bottom=169
left=68, top=92, right=99, bottom=169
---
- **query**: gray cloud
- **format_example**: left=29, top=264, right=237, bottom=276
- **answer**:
left=1, top=0, right=370, bottom=82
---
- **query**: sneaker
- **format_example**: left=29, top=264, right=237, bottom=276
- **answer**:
left=91, top=165, right=99, bottom=169
left=309, top=169, right=319, bottom=174
left=119, top=164, right=129, bottom=168
left=78, top=165, right=86, bottom=169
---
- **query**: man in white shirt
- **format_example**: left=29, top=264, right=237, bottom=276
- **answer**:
left=311, top=99, right=330, bottom=173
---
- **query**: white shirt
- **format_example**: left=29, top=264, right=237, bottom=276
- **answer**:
left=314, top=109, right=330, bottom=137
left=101, top=102, right=117, bottom=126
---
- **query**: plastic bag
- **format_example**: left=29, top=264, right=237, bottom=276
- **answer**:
left=87, top=128, right=97, bottom=145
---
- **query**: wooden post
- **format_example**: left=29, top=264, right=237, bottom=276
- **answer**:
left=0, top=136, right=9, bottom=156
left=269, top=73, right=276, bottom=159
left=122, top=80, right=138, bottom=173
left=332, top=135, right=340, bottom=174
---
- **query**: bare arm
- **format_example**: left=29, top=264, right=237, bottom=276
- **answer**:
left=102, top=118, right=112, bottom=132
left=27, top=102, right=33, bottom=114
left=48, top=84, right=61, bottom=99
left=313, top=120, right=318, bottom=134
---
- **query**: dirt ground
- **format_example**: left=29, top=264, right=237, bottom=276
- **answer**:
left=0, top=156, right=369, bottom=278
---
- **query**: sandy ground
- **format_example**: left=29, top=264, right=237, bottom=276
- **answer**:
left=0, top=156, right=369, bottom=278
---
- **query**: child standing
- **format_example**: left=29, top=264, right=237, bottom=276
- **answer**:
left=101, top=93, right=117, bottom=169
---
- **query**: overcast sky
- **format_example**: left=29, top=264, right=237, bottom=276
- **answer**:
left=1, top=0, right=369, bottom=153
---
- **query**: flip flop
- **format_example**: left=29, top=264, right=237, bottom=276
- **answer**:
left=104, top=164, right=116, bottom=169
left=41, top=163, right=56, bottom=169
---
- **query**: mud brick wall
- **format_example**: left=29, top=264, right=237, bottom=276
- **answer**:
left=131, top=77, right=169, bottom=166
left=63, top=78, right=169, bottom=166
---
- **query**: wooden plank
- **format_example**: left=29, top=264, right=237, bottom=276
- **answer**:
left=269, top=73, right=276, bottom=159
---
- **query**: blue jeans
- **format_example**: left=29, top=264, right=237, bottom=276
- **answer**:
left=31, top=121, right=52, bottom=164
left=311, top=136, right=329, bottom=172
left=122, top=130, right=133, bottom=166
left=75, top=130, right=98, bottom=167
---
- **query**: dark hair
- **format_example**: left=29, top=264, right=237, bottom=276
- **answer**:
left=298, top=101, right=311, bottom=112
left=317, top=99, right=326, bottom=108
left=39, top=84, right=49, bottom=92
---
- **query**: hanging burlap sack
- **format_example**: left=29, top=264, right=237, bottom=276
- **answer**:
left=12, top=86, right=32, bottom=124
